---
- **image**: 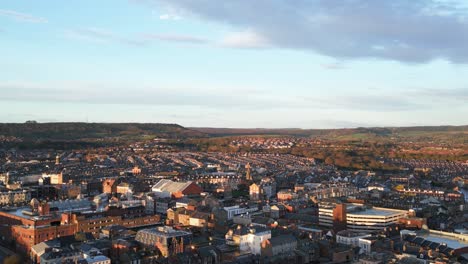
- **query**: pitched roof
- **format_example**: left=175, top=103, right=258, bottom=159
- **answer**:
left=31, top=240, right=61, bottom=255
left=152, top=179, right=195, bottom=193
left=252, top=216, right=274, bottom=225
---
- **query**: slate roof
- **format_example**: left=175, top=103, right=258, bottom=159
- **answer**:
left=48, top=199, right=93, bottom=212
left=269, top=234, right=297, bottom=247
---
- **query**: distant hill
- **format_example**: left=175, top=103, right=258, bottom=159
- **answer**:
left=0, top=122, right=206, bottom=142
left=190, top=127, right=328, bottom=137
left=1, top=123, right=466, bottom=147
left=191, top=126, right=468, bottom=143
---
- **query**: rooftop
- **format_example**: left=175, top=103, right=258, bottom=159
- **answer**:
left=152, top=179, right=194, bottom=193
left=421, top=233, right=468, bottom=250
left=403, top=230, right=468, bottom=251
left=269, top=234, right=297, bottom=246
left=1, top=207, right=59, bottom=221
left=336, top=230, right=370, bottom=238
left=49, top=199, right=93, bottom=212
left=348, top=207, right=404, bottom=217
left=137, top=226, right=192, bottom=238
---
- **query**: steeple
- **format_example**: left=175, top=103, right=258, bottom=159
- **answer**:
left=4, top=172, right=9, bottom=185
left=245, top=163, right=252, bottom=181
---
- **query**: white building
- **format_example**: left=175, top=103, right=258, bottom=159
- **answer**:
left=319, top=203, right=407, bottom=233
left=144, top=194, right=155, bottom=214
left=226, top=225, right=271, bottom=255
left=358, top=237, right=375, bottom=255
left=336, top=230, right=371, bottom=254
left=224, top=205, right=246, bottom=220
left=245, top=227, right=271, bottom=255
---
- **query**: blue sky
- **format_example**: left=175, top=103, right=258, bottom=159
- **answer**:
left=1, top=0, right=467, bottom=128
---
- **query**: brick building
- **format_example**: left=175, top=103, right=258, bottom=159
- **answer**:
left=0, top=202, right=76, bottom=254
left=72, top=205, right=161, bottom=238
left=102, top=178, right=118, bottom=194
left=0, top=201, right=161, bottom=254
left=135, top=226, right=192, bottom=257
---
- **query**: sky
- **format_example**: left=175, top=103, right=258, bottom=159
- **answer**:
left=0, top=0, right=467, bottom=128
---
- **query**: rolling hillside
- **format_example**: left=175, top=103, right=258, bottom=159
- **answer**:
left=0, top=122, right=206, bottom=142
left=191, top=126, right=468, bottom=143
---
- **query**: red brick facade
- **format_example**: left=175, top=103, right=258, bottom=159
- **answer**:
left=332, top=204, right=347, bottom=232
left=0, top=207, right=161, bottom=254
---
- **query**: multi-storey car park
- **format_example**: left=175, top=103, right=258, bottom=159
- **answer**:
left=319, top=202, right=408, bottom=233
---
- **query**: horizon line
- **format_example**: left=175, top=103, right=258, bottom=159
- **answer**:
left=0, top=121, right=466, bottom=131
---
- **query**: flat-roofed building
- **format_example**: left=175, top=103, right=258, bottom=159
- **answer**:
left=0, top=202, right=76, bottom=254
left=319, top=202, right=407, bottom=233
left=0, top=199, right=161, bottom=253
left=224, top=205, right=246, bottom=220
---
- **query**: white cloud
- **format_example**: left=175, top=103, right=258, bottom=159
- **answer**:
left=220, top=30, right=270, bottom=49
left=65, top=27, right=208, bottom=45
left=321, top=63, right=346, bottom=70
left=159, top=13, right=182, bottom=20
left=142, top=33, right=207, bottom=43
left=64, top=28, right=146, bottom=46
left=1, top=81, right=466, bottom=127
left=0, top=9, right=47, bottom=23
left=1, top=80, right=466, bottom=114
left=150, top=0, right=468, bottom=63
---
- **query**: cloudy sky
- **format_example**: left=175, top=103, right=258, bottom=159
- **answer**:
left=1, top=0, right=467, bottom=128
